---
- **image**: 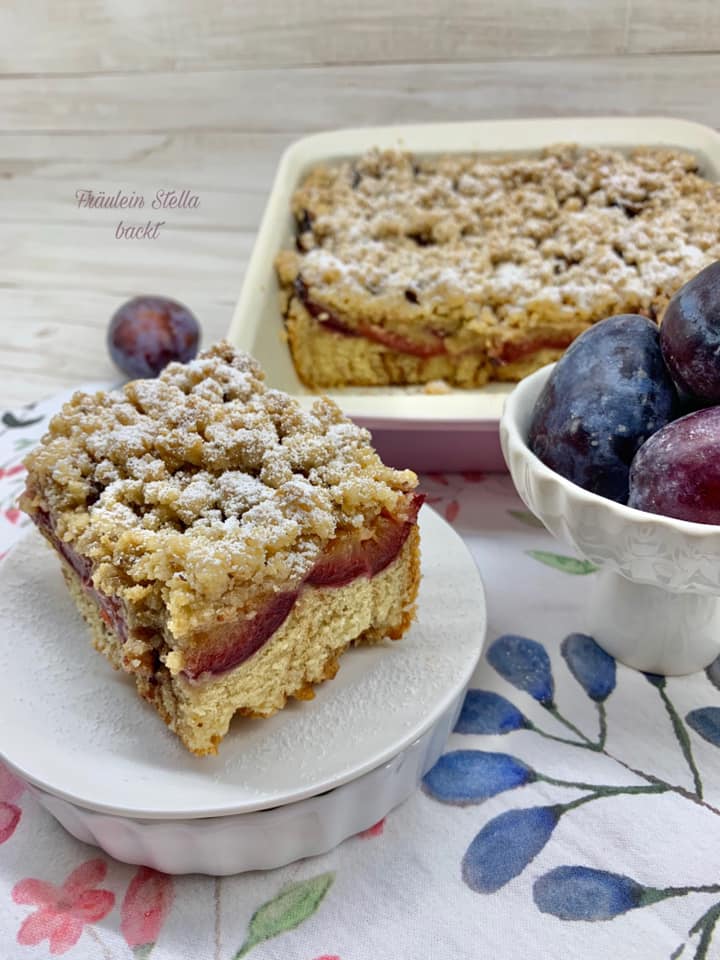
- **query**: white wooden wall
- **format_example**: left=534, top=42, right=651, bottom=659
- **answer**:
left=1, top=2, right=719, bottom=404
left=2, top=0, right=720, bottom=74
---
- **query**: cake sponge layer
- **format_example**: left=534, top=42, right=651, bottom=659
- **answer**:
left=286, top=299, right=494, bottom=389
left=62, top=526, right=420, bottom=755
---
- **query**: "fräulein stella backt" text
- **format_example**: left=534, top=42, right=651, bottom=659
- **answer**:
left=74, top=188, right=200, bottom=239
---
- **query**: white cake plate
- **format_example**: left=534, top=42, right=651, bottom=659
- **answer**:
left=0, top=507, right=485, bottom=874
left=25, top=704, right=460, bottom=875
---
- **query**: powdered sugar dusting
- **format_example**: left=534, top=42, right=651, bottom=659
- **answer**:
left=22, top=342, right=418, bottom=636
left=277, top=144, right=720, bottom=335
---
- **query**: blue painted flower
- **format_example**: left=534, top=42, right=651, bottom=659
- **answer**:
left=643, top=672, right=666, bottom=688
left=706, top=657, right=720, bottom=692
left=422, top=751, right=535, bottom=805
left=534, top=866, right=649, bottom=920
left=487, top=635, right=554, bottom=705
left=454, top=690, right=529, bottom=735
left=462, top=805, right=561, bottom=893
left=561, top=634, right=616, bottom=702
left=686, top=707, right=720, bottom=747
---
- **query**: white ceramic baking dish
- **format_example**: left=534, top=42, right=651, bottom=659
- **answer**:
left=227, top=117, right=720, bottom=472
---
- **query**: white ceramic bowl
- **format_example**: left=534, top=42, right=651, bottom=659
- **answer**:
left=26, top=701, right=460, bottom=876
left=501, top=365, right=720, bottom=676
left=227, top=116, right=720, bottom=472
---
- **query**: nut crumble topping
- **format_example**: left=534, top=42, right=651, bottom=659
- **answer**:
left=276, top=144, right=720, bottom=340
left=22, top=342, right=417, bottom=637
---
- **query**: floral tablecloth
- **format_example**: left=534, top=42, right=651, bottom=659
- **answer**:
left=2, top=390, right=720, bottom=960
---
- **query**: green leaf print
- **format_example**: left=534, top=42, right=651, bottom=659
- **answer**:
left=526, top=551, right=599, bottom=575
left=133, top=945, right=154, bottom=960
left=508, top=509, right=545, bottom=529
left=233, top=872, right=334, bottom=958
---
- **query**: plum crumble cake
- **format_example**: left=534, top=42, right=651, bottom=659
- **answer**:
left=275, top=145, right=720, bottom=389
left=20, top=342, right=422, bottom=755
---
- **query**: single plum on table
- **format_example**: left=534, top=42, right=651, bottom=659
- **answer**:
left=108, top=296, right=200, bottom=378
left=628, top=406, right=720, bottom=524
left=660, top=260, right=720, bottom=404
left=528, top=314, right=678, bottom=503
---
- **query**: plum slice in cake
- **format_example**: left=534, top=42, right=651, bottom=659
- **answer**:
left=20, top=342, right=422, bottom=755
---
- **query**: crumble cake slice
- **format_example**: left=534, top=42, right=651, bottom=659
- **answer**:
left=275, top=144, right=720, bottom=389
left=20, top=342, right=422, bottom=755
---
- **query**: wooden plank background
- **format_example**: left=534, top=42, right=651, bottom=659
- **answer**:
left=2, top=0, right=719, bottom=73
left=1, top=2, right=719, bottom=404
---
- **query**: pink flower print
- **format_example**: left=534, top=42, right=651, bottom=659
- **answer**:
left=12, top=858, right=115, bottom=955
left=461, top=471, right=485, bottom=483
left=313, top=955, right=341, bottom=959
left=444, top=499, right=460, bottom=523
left=0, top=763, right=25, bottom=804
left=120, top=867, right=174, bottom=954
left=0, top=763, right=24, bottom=844
left=0, top=802, right=20, bottom=843
left=5, top=507, right=22, bottom=525
left=0, top=464, right=25, bottom=480
left=359, top=818, right=385, bottom=838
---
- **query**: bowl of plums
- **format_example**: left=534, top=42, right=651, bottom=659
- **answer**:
left=501, top=261, right=720, bottom=676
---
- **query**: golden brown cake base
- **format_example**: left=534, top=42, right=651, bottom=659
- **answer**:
left=286, top=298, right=576, bottom=389
left=21, top=344, right=422, bottom=756
left=62, top=526, right=420, bottom=756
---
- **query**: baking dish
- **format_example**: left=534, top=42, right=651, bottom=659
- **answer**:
left=227, top=117, right=720, bottom=471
